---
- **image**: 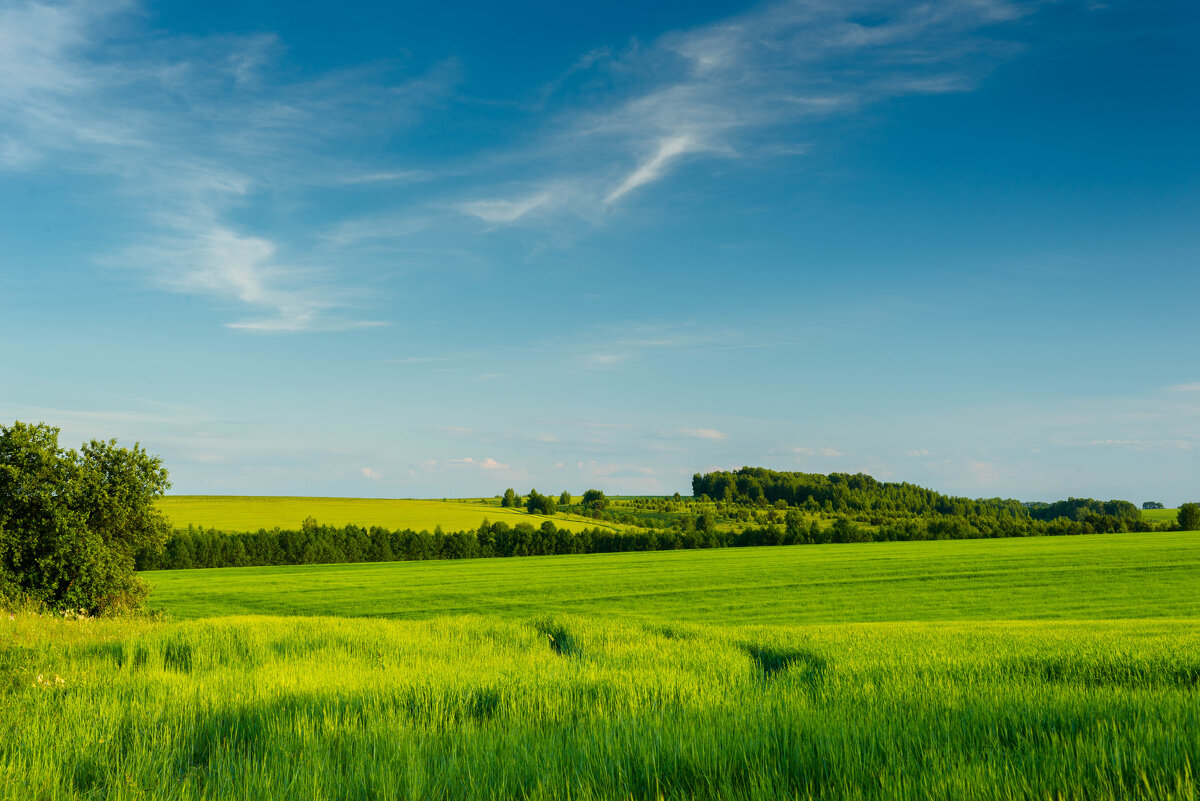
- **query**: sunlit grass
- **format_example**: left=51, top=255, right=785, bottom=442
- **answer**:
left=2, top=613, right=1197, bottom=800
left=6, top=531, right=1200, bottom=799
left=145, top=530, right=1200, bottom=623
left=157, top=495, right=619, bottom=534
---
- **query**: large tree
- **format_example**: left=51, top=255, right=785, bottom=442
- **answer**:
left=0, top=421, right=171, bottom=613
left=1179, top=503, right=1200, bottom=532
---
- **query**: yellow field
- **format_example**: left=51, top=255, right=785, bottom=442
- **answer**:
left=157, top=496, right=619, bottom=534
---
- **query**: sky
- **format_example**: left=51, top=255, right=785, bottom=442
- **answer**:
left=1, top=0, right=1197, bottom=503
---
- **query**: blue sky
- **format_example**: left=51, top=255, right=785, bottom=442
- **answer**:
left=1, top=0, right=1197, bottom=502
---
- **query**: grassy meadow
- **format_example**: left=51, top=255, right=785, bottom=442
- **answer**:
left=4, top=530, right=1200, bottom=799
left=157, top=495, right=618, bottom=534
left=146, top=530, right=1200, bottom=622
left=1142, top=507, right=1181, bottom=524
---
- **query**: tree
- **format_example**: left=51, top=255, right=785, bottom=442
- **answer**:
left=525, top=489, right=557, bottom=516
left=0, top=421, right=171, bottom=613
left=501, top=488, right=517, bottom=508
left=581, top=489, right=608, bottom=512
left=1179, top=503, right=1200, bottom=531
left=559, top=490, right=571, bottom=506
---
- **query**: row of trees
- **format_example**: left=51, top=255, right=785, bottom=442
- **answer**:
left=500, top=488, right=610, bottom=517
left=138, top=517, right=733, bottom=570
left=138, top=501, right=1190, bottom=572
left=692, top=468, right=1032, bottom=519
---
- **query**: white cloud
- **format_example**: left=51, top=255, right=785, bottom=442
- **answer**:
left=907, top=448, right=932, bottom=457
left=0, top=1, right=455, bottom=332
left=460, top=191, right=553, bottom=224
left=446, top=456, right=511, bottom=470
left=1166, top=382, right=1200, bottom=393
left=679, top=427, right=727, bottom=441
left=795, top=446, right=842, bottom=457
left=966, top=460, right=1000, bottom=486
left=361, top=467, right=381, bottom=479
left=605, top=134, right=698, bottom=203
left=584, top=353, right=629, bottom=368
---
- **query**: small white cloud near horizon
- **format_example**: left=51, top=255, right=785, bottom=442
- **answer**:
left=966, top=459, right=1000, bottom=486
left=907, top=448, right=932, bottom=457
left=1166, top=381, right=1200, bottom=393
left=361, top=467, right=381, bottom=479
left=679, top=427, right=727, bottom=441
left=794, top=446, right=842, bottom=457
left=447, top=456, right=511, bottom=470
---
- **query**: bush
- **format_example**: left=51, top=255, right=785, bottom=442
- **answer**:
left=0, top=422, right=170, bottom=613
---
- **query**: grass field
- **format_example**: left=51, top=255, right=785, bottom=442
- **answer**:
left=1142, top=507, right=1180, bottom=523
left=5, top=531, right=1200, bottom=799
left=146, top=530, right=1200, bottom=622
left=157, top=495, right=619, bottom=534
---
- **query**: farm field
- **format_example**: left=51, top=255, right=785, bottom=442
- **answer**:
left=1141, top=507, right=1180, bottom=523
left=5, top=531, right=1200, bottom=799
left=146, top=530, right=1200, bottom=622
left=157, top=495, right=618, bottom=534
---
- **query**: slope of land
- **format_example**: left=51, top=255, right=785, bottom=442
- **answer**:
left=145, top=530, right=1200, bottom=623
left=157, top=495, right=617, bottom=534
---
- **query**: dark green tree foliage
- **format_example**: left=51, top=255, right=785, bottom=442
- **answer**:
left=501, top=488, right=518, bottom=508
left=1179, top=503, right=1200, bottom=531
left=1025, top=498, right=1140, bottom=523
left=692, top=468, right=1030, bottom=518
left=0, top=422, right=170, bottom=612
left=581, top=489, right=607, bottom=511
left=525, top=489, right=557, bottom=515
left=559, top=490, right=571, bottom=506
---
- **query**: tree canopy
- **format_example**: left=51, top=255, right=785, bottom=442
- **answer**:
left=1179, top=503, right=1200, bottom=531
left=0, top=421, right=170, bottom=613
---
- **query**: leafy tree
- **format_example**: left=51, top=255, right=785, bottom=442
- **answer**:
left=501, top=488, right=517, bottom=508
left=525, top=489, right=557, bottom=516
left=581, top=489, right=608, bottom=512
left=0, top=421, right=170, bottom=613
left=559, top=490, right=571, bottom=506
left=1179, top=503, right=1200, bottom=531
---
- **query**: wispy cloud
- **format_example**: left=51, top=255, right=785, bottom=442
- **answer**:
left=1, top=0, right=1043, bottom=331
left=1166, top=381, right=1200, bottom=393
left=445, top=0, right=1035, bottom=228
left=446, top=456, right=510, bottom=470
left=605, top=134, right=698, bottom=203
left=0, top=0, right=455, bottom=331
left=679, top=427, right=727, bottom=441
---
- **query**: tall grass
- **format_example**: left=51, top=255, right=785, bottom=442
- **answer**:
left=2, top=613, right=1197, bottom=800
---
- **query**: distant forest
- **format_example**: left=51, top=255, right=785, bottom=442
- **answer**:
left=137, top=468, right=1196, bottom=571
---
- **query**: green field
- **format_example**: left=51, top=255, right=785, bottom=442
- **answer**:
left=1141, top=507, right=1180, bottom=523
left=157, top=495, right=618, bottom=534
left=147, top=531, right=1200, bottom=622
left=5, top=532, right=1200, bottom=799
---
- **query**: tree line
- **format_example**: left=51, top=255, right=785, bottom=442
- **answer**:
left=136, top=501, right=1191, bottom=572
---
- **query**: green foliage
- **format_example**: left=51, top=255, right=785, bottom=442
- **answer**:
left=0, top=421, right=170, bottom=613
left=581, top=489, right=607, bottom=515
left=1179, top=503, right=1200, bottom=531
left=558, top=490, right=571, bottom=506
left=525, top=489, right=557, bottom=516
left=501, top=488, right=518, bottom=508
